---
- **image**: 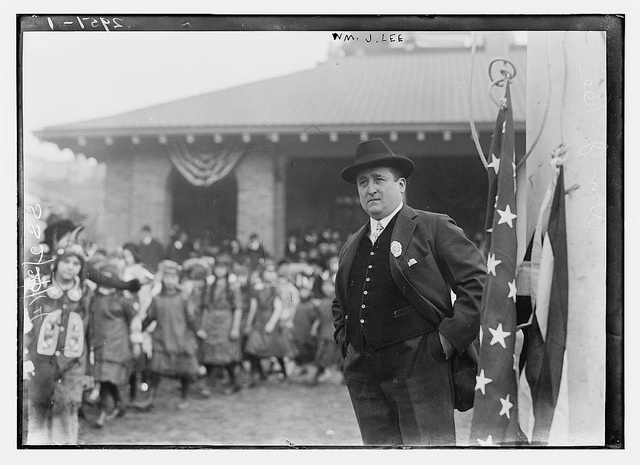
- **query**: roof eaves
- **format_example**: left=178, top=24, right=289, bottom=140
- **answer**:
left=35, top=121, right=525, bottom=142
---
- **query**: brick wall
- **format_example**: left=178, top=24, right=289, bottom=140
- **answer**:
left=130, top=150, right=173, bottom=244
left=235, top=147, right=284, bottom=258
left=101, top=147, right=172, bottom=249
left=103, top=154, right=133, bottom=249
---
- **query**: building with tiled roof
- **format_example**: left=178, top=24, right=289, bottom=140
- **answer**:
left=35, top=34, right=527, bottom=257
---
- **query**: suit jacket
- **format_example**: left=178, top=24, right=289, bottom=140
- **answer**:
left=332, top=205, right=486, bottom=356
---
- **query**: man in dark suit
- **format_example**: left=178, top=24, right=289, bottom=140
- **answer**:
left=137, top=224, right=166, bottom=272
left=332, top=138, right=486, bottom=446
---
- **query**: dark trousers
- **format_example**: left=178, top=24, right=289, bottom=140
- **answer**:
left=343, top=330, right=456, bottom=446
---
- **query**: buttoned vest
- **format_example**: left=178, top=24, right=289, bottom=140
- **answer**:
left=345, top=214, right=431, bottom=351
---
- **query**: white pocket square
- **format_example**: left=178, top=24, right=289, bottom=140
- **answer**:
left=407, top=258, right=417, bottom=267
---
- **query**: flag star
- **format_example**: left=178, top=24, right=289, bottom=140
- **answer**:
left=499, top=394, right=514, bottom=419
left=475, top=369, right=492, bottom=395
left=487, top=253, right=502, bottom=277
left=497, top=204, right=517, bottom=228
left=487, top=153, right=500, bottom=173
left=487, top=228, right=493, bottom=233
left=507, top=279, right=518, bottom=302
left=477, top=434, right=496, bottom=446
left=489, top=323, right=511, bottom=349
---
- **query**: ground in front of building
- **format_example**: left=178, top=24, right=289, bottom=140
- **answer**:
left=78, top=370, right=473, bottom=447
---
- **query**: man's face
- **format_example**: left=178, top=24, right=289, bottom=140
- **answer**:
left=356, top=166, right=405, bottom=220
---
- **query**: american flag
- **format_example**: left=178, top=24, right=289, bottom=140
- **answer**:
left=469, top=79, right=524, bottom=446
left=518, top=163, right=569, bottom=445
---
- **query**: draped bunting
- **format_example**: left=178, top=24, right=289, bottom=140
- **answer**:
left=166, top=141, right=244, bottom=187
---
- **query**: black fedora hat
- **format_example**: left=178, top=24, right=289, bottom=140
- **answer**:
left=341, top=138, right=415, bottom=184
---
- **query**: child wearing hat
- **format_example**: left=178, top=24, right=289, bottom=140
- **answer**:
left=133, top=260, right=200, bottom=410
left=243, top=262, right=289, bottom=384
left=197, top=255, right=243, bottom=395
left=88, top=257, right=138, bottom=427
left=23, top=243, right=92, bottom=445
left=181, top=257, right=212, bottom=395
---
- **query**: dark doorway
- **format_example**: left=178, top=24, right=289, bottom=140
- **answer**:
left=407, top=155, right=487, bottom=245
left=286, top=157, right=368, bottom=238
left=169, top=169, right=237, bottom=244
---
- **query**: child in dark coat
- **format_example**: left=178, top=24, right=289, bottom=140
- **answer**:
left=89, top=260, right=138, bottom=427
left=290, top=285, right=319, bottom=379
left=309, top=279, right=342, bottom=386
left=197, top=256, right=243, bottom=395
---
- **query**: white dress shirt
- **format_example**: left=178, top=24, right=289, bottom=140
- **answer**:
left=368, top=202, right=404, bottom=243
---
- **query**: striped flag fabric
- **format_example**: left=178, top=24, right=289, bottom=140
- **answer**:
left=518, top=164, right=569, bottom=445
left=469, top=79, right=525, bottom=446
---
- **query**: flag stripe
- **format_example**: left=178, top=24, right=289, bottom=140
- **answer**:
left=524, top=167, right=569, bottom=445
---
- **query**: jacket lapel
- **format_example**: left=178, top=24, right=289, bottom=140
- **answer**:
left=389, top=206, right=443, bottom=327
left=337, top=222, right=369, bottom=304
left=390, top=205, right=417, bottom=266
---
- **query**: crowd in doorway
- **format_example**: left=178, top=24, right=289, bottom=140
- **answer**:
left=22, top=217, right=347, bottom=443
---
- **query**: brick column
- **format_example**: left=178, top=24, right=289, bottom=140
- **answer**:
left=103, top=154, right=133, bottom=249
left=130, top=149, right=173, bottom=244
left=235, top=146, right=285, bottom=258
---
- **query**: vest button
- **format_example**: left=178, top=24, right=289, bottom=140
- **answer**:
left=366, top=278, right=370, bottom=282
left=370, top=252, right=374, bottom=256
left=345, top=315, right=349, bottom=320
left=361, top=304, right=365, bottom=309
left=368, top=265, right=372, bottom=269
left=59, top=327, right=65, bottom=332
left=363, top=291, right=368, bottom=295
left=360, top=319, right=365, bottom=324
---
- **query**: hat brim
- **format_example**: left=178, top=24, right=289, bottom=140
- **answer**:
left=340, top=156, right=415, bottom=184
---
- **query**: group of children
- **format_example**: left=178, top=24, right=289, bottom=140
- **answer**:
left=22, top=233, right=342, bottom=445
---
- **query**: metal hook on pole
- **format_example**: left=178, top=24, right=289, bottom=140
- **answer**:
left=488, top=58, right=517, bottom=84
left=488, top=58, right=517, bottom=108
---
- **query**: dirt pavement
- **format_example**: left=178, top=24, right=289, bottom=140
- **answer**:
left=79, top=373, right=362, bottom=446
left=78, top=372, right=473, bottom=447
